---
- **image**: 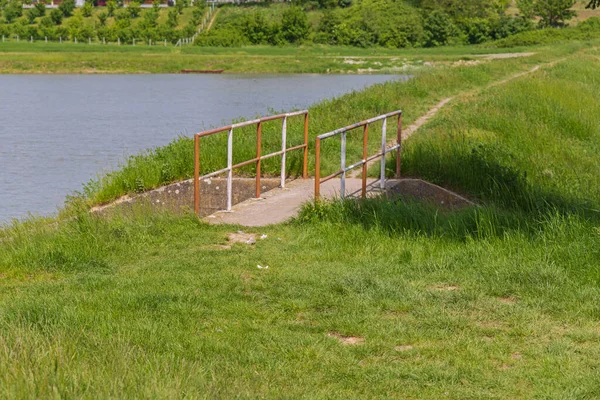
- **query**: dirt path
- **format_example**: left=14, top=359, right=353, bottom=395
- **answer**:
left=206, top=8, right=220, bottom=32
left=349, top=63, right=544, bottom=178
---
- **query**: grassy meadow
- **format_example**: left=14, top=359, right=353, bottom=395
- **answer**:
left=1, top=37, right=600, bottom=398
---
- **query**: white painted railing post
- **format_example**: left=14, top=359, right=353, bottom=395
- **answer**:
left=380, top=118, right=387, bottom=190
left=226, top=128, right=233, bottom=211
left=340, top=131, right=347, bottom=199
left=280, top=116, right=287, bottom=188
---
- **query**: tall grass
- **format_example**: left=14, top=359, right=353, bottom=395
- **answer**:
left=3, top=42, right=600, bottom=398
left=393, top=55, right=600, bottom=218
left=82, top=50, right=563, bottom=205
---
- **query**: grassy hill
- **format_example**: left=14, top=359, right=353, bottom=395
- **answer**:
left=1, top=37, right=600, bottom=397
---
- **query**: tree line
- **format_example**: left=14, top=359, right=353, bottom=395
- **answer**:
left=197, top=0, right=595, bottom=48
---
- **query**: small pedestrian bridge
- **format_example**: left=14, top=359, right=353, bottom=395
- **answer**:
left=93, top=109, right=473, bottom=224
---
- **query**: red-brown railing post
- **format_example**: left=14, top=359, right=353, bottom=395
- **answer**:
left=194, top=134, right=200, bottom=216
left=396, top=113, right=402, bottom=178
left=315, top=137, right=321, bottom=201
left=256, top=121, right=262, bottom=198
left=362, top=124, right=369, bottom=198
left=303, top=112, right=309, bottom=179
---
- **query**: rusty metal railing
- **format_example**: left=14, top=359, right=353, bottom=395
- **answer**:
left=314, top=110, right=402, bottom=200
left=194, top=110, right=309, bottom=215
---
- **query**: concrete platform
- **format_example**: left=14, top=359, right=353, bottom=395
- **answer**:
left=204, top=178, right=380, bottom=226
left=204, top=178, right=475, bottom=227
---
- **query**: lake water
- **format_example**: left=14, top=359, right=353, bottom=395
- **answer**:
left=0, top=74, right=402, bottom=221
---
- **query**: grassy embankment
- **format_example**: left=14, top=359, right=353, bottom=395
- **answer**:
left=78, top=36, right=597, bottom=206
left=1, top=40, right=600, bottom=397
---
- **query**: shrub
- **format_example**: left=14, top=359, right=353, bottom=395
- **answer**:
left=82, top=2, right=93, bottom=18
left=423, top=10, right=456, bottom=47
left=128, top=1, right=141, bottom=18
left=460, top=17, right=493, bottom=44
left=106, top=0, right=117, bottom=17
left=281, top=6, right=309, bottom=43
left=96, top=11, right=108, bottom=27
left=195, top=27, right=249, bottom=47
left=49, top=8, right=62, bottom=25
left=3, top=2, right=22, bottom=23
left=166, top=8, right=177, bottom=28
left=59, top=0, right=75, bottom=17
left=34, top=2, right=46, bottom=17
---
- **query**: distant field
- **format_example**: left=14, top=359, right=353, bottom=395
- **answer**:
left=0, top=41, right=541, bottom=74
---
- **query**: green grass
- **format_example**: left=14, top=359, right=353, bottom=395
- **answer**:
left=2, top=39, right=600, bottom=398
left=80, top=39, right=593, bottom=206
left=0, top=40, right=540, bottom=74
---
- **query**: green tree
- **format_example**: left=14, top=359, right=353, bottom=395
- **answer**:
left=106, top=0, right=117, bottom=16
left=533, top=0, right=576, bottom=27
left=3, top=1, right=23, bottom=23
left=59, top=0, right=76, bottom=17
left=96, top=10, right=108, bottom=26
left=516, top=0, right=535, bottom=18
left=281, top=6, right=309, bottom=43
left=587, top=0, right=599, bottom=8
left=141, top=7, right=158, bottom=28
left=423, top=9, right=456, bottom=46
left=128, top=1, right=141, bottom=18
left=49, top=8, right=62, bottom=24
left=82, top=2, right=94, bottom=17
left=34, top=2, right=46, bottom=17
left=166, top=7, right=178, bottom=28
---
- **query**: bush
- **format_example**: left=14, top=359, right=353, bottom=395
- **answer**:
left=166, top=8, right=178, bottom=28
left=96, top=11, right=108, bottom=27
left=82, top=2, right=93, bottom=18
left=195, top=27, right=249, bottom=47
left=106, top=0, right=117, bottom=17
left=59, top=0, right=75, bottom=17
left=34, top=2, right=46, bottom=17
left=128, top=1, right=141, bottom=18
left=3, top=2, right=22, bottom=23
left=460, top=18, right=492, bottom=44
left=49, top=8, right=62, bottom=25
left=423, top=10, right=456, bottom=47
left=281, top=6, right=309, bottom=43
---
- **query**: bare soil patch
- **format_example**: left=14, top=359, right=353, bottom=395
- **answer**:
left=328, top=332, right=365, bottom=345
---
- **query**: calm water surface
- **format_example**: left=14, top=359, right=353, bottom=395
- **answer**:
left=0, top=74, right=402, bottom=221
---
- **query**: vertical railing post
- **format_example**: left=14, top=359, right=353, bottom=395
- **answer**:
left=280, top=116, right=287, bottom=188
left=396, top=112, right=402, bottom=178
left=380, top=118, right=387, bottom=190
left=340, top=131, right=347, bottom=199
left=315, top=137, right=321, bottom=201
left=256, top=121, right=262, bottom=198
left=303, top=112, right=309, bottom=179
left=226, top=128, right=233, bottom=211
left=194, top=134, right=200, bottom=216
left=362, top=124, right=369, bottom=198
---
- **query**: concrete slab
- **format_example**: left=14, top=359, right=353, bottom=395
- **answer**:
left=204, top=178, right=381, bottom=226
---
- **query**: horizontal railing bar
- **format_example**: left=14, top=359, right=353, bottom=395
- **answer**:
left=196, top=126, right=232, bottom=137
left=383, top=144, right=400, bottom=153
left=344, top=160, right=365, bottom=172
left=232, top=158, right=260, bottom=169
left=199, top=167, right=230, bottom=180
left=198, top=143, right=307, bottom=180
left=317, top=110, right=402, bottom=140
left=260, top=144, right=307, bottom=161
left=320, top=170, right=344, bottom=184
left=195, top=110, right=309, bottom=138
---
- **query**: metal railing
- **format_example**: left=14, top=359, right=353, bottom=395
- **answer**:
left=314, top=110, right=402, bottom=200
left=194, top=110, right=309, bottom=215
